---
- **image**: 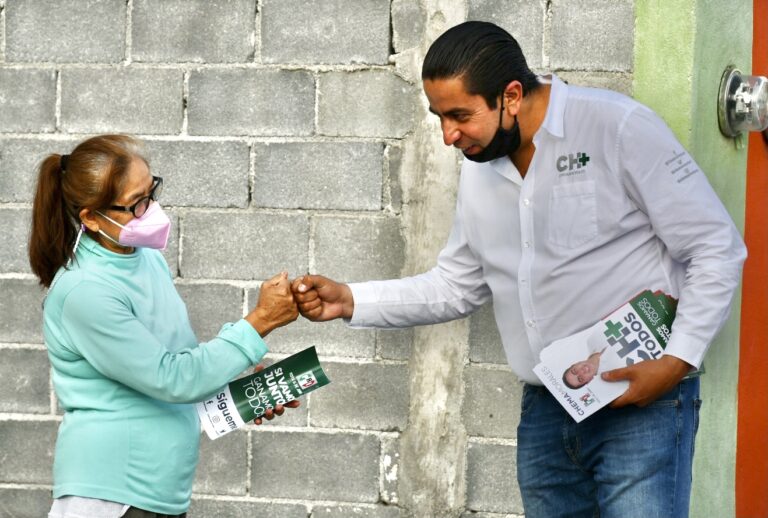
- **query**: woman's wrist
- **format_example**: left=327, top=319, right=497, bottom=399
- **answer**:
left=246, top=307, right=276, bottom=337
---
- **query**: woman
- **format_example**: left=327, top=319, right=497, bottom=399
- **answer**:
left=29, top=135, right=298, bottom=518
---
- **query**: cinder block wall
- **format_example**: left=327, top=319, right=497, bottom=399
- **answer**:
left=0, top=1, right=634, bottom=517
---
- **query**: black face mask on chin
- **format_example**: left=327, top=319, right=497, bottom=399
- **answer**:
left=463, top=96, right=521, bottom=163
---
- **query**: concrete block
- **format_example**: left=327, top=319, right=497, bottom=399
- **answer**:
left=0, top=420, right=58, bottom=484
left=468, top=303, right=506, bottom=364
left=391, top=0, right=425, bottom=52
left=318, top=71, right=418, bottom=138
left=6, top=0, right=124, bottom=63
left=555, top=71, right=633, bottom=96
left=466, top=441, right=523, bottom=514
left=261, top=0, right=389, bottom=65
left=0, top=208, right=31, bottom=273
left=0, top=488, right=53, bottom=517
left=0, top=69, right=56, bottom=133
left=247, top=287, right=376, bottom=358
left=60, top=68, right=183, bottom=134
left=181, top=212, right=308, bottom=280
left=467, top=0, right=545, bottom=69
left=0, top=137, right=80, bottom=203
left=193, top=431, right=248, bottom=495
left=462, top=365, right=522, bottom=439
left=253, top=142, right=383, bottom=211
left=174, top=283, right=243, bottom=341
left=187, top=69, right=314, bottom=136
left=311, top=362, right=409, bottom=431
left=376, top=329, right=413, bottom=361
left=313, top=505, right=402, bottom=518
left=313, top=217, right=404, bottom=283
left=380, top=435, right=400, bottom=504
left=250, top=431, right=379, bottom=501
left=0, top=4, right=4, bottom=62
left=144, top=140, right=250, bottom=208
left=550, top=0, right=634, bottom=71
left=385, top=144, right=403, bottom=213
left=189, top=499, right=307, bottom=518
left=0, top=349, right=50, bottom=414
left=0, top=279, right=44, bottom=343
left=132, top=0, right=256, bottom=63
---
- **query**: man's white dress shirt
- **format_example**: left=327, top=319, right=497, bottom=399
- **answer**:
left=349, top=75, right=746, bottom=384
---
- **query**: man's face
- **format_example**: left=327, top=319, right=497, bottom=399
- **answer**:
left=565, top=360, right=597, bottom=388
left=423, top=77, right=501, bottom=157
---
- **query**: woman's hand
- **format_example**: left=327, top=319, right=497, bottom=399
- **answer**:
left=253, top=400, right=301, bottom=425
left=250, top=363, right=301, bottom=425
left=245, top=271, right=299, bottom=337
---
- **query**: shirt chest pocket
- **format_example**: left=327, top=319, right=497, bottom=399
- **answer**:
left=548, top=180, right=598, bottom=248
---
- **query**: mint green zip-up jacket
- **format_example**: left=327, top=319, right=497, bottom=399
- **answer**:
left=43, top=234, right=267, bottom=514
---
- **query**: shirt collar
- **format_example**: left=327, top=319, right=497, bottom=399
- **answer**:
left=488, top=156, right=523, bottom=186
left=535, top=74, right=567, bottom=141
left=79, top=232, right=139, bottom=260
left=484, top=74, right=568, bottom=184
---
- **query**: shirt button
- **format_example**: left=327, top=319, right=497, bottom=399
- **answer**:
left=526, top=320, right=536, bottom=328
left=523, top=241, right=530, bottom=248
left=523, top=198, right=530, bottom=206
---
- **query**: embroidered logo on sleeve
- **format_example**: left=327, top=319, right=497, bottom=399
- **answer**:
left=665, top=150, right=699, bottom=183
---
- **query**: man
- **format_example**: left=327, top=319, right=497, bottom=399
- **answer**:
left=292, top=21, right=746, bottom=518
left=563, top=346, right=606, bottom=390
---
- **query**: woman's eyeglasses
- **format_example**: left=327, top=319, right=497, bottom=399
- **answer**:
left=107, top=176, right=163, bottom=218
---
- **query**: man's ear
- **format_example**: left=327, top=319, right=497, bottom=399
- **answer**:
left=503, top=80, right=523, bottom=113
left=79, top=207, right=100, bottom=233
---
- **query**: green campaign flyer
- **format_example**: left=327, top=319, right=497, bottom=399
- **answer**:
left=197, top=346, right=330, bottom=440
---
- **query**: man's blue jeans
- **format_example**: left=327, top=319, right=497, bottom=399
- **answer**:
left=517, top=377, right=701, bottom=518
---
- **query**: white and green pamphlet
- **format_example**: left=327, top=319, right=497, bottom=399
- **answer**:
left=533, top=290, right=677, bottom=422
left=197, top=346, right=330, bottom=439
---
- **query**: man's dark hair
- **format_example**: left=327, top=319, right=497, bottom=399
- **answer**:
left=422, top=21, right=540, bottom=109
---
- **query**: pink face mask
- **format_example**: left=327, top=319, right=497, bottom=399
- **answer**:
left=97, top=202, right=171, bottom=250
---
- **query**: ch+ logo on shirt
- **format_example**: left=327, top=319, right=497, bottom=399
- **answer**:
left=556, top=152, right=590, bottom=173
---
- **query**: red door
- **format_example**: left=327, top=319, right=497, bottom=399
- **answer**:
left=735, top=1, right=768, bottom=516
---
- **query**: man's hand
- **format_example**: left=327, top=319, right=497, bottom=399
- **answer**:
left=291, top=275, right=354, bottom=321
left=601, top=355, right=692, bottom=408
left=251, top=363, right=301, bottom=425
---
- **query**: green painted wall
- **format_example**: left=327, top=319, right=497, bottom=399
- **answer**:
left=634, top=1, right=751, bottom=516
